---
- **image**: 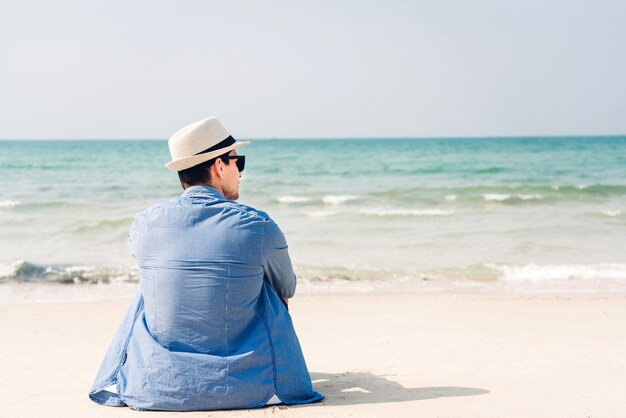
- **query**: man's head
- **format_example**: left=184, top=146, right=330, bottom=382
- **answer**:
left=177, top=150, right=245, bottom=200
left=165, top=117, right=250, bottom=200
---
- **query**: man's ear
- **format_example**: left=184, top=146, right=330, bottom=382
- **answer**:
left=213, top=158, right=224, bottom=179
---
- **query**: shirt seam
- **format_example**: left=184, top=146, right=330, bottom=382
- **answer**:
left=262, top=219, right=266, bottom=270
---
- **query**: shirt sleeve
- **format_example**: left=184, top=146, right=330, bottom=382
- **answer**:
left=262, top=218, right=297, bottom=298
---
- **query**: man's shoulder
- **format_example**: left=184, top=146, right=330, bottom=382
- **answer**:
left=134, top=197, right=273, bottom=223
left=135, top=200, right=171, bottom=218
left=222, top=201, right=272, bottom=222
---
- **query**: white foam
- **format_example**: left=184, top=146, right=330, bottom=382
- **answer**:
left=445, top=194, right=457, bottom=201
left=518, top=194, right=543, bottom=200
left=576, top=184, right=589, bottom=190
left=322, top=195, right=359, bottom=205
left=64, top=265, right=96, bottom=273
left=601, top=210, right=622, bottom=217
left=483, top=194, right=511, bottom=202
left=0, top=259, right=138, bottom=285
left=483, top=194, right=542, bottom=202
left=276, top=196, right=310, bottom=204
left=550, top=185, right=560, bottom=190
left=0, top=260, right=24, bottom=278
left=306, top=211, right=339, bottom=217
left=485, top=263, right=626, bottom=281
left=359, top=208, right=454, bottom=216
left=0, top=200, right=20, bottom=209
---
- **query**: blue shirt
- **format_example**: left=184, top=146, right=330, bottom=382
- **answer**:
left=89, top=186, right=323, bottom=411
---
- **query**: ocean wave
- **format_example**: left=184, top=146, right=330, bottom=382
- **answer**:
left=305, top=210, right=339, bottom=217
left=359, top=208, right=454, bottom=216
left=71, top=217, right=135, bottom=233
left=473, top=167, right=507, bottom=174
left=382, top=184, right=626, bottom=202
left=600, top=209, right=622, bottom=217
left=0, top=260, right=138, bottom=284
left=483, top=193, right=543, bottom=202
left=0, top=200, right=20, bottom=209
left=445, top=194, right=457, bottom=201
left=276, top=196, right=311, bottom=204
left=484, top=263, right=626, bottom=281
left=518, top=194, right=543, bottom=200
left=483, top=194, right=510, bottom=202
left=559, top=184, right=626, bottom=195
left=295, top=265, right=391, bottom=283
left=14, top=201, right=91, bottom=210
left=275, top=195, right=359, bottom=205
left=322, top=195, right=359, bottom=205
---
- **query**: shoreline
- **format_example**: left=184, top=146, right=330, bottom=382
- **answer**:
left=2, top=276, right=626, bottom=304
left=2, top=291, right=625, bottom=417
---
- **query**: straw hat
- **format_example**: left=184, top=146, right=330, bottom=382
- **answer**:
left=165, top=117, right=250, bottom=172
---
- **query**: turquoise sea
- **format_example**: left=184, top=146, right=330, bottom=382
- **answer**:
left=1, top=137, right=625, bottom=299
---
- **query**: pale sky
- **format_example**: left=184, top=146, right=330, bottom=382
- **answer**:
left=1, top=0, right=625, bottom=139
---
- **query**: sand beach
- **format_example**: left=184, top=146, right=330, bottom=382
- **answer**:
left=2, top=289, right=625, bottom=417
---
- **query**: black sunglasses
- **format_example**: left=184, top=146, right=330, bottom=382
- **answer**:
left=220, top=155, right=245, bottom=172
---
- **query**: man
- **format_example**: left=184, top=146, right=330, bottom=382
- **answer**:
left=89, top=117, right=323, bottom=411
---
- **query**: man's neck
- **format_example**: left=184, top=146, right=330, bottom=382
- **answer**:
left=184, top=182, right=226, bottom=198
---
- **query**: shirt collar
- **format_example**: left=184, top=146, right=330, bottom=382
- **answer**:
left=181, top=185, right=225, bottom=200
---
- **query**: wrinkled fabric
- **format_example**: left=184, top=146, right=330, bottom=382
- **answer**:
left=89, top=186, right=323, bottom=411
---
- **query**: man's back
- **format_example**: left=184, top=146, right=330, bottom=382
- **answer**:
left=133, top=186, right=279, bottom=355
left=90, top=186, right=321, bottom=411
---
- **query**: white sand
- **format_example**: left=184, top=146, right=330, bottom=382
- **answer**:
left=1, top=291, right=625, bottom=417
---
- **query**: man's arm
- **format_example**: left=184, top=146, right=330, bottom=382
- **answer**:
left=262, top=218, right=296, bottom=304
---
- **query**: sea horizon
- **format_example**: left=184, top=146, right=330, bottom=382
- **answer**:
left=1, top=134, right=625, bottom=141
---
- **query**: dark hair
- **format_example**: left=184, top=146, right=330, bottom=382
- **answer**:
left=177, top=152, right=231, bottom=188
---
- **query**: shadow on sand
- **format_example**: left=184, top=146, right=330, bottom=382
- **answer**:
left=300, top=371, right=489, bottom=407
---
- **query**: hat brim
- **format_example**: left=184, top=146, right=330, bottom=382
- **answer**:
left=164, top=141, right=251, bottom=172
